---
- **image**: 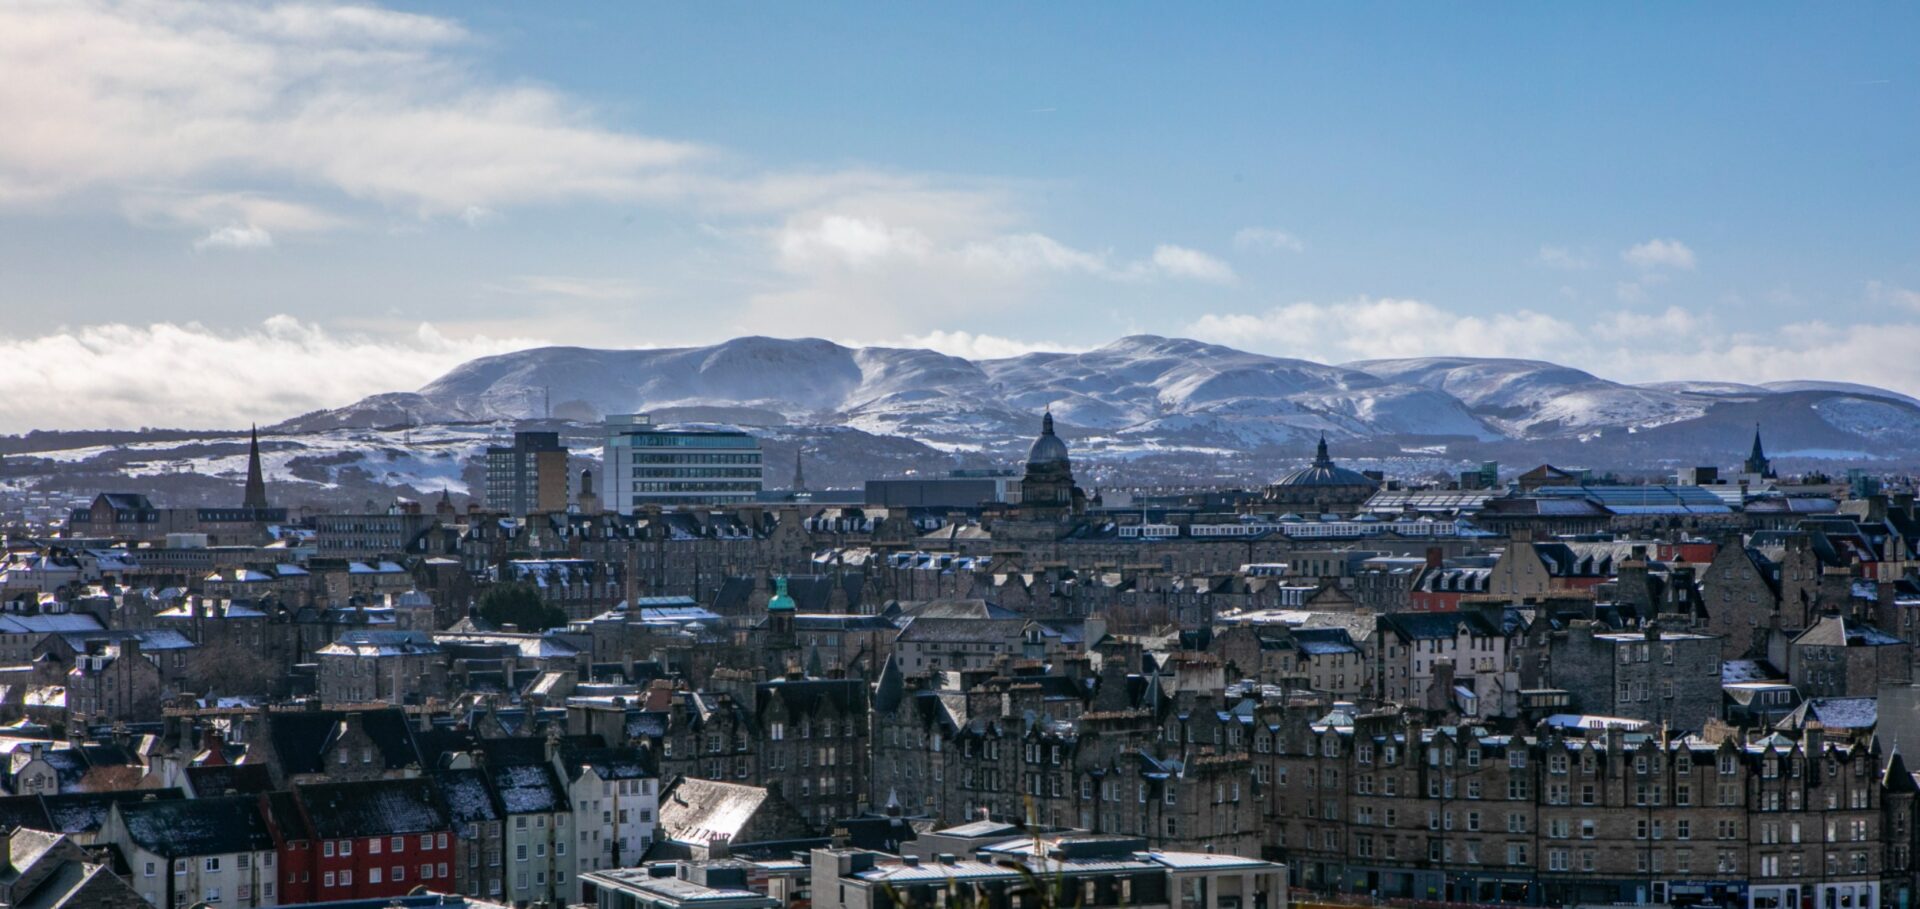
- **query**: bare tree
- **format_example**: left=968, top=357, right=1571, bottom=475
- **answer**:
left=183, top=637, right=283, bottom=698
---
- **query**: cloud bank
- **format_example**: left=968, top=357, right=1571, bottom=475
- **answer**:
left=0, top=316, right=538, bottom=431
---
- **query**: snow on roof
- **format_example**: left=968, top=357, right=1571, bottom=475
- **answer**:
left=0, top=614, right=103, bottom=635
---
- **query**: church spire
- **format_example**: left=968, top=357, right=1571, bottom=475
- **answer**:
left=1314, top=433, right=1332, bottom=468
left=793, top=446, right=808, bottom=492
left=1745, top=423, right=1774, bottom=478
left=242, top=424, right=270, bottom=509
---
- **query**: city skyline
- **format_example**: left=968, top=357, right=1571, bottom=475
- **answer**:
left=1, top=2, right=1918, bottom=429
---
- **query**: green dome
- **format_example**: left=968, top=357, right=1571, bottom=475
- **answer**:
left=767, top=576, right=796, bottom=612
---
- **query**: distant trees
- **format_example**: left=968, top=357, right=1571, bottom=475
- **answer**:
left=184, top=638, right=282, bottom=698
left=477, top=582, right=567, bottom=632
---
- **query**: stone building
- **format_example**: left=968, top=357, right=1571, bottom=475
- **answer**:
left=1261, top=436, right=1380, bottom=515
left=1546, top=622, right=1724, bottom=730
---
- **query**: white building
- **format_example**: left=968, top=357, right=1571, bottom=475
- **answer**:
left=104, top=795, right=282, bottom=908
left=604, top=414, right=762, bottom=511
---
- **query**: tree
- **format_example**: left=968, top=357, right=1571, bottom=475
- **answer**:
left=184, top=637, right=283, bottom=698
left=478, top=582, right=568, bottom=632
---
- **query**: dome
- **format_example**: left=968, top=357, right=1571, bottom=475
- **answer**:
left=1026, top=411, right=1070, bottom=468
left=1272, top=436, right=1379, bottom=489
left=767, top=576, right=796, bottom=612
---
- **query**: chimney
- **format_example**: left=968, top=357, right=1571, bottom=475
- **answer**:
left=1425, top=547, right=1444, bottom=570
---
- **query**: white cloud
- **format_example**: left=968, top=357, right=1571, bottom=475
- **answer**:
left=0, top=315, right=538, bottom=431
left=0, top=1, right=700, bottom=222
left=1535, top=245, right=1589, bottom=269
left=193, top=223, right=273, bottom=251
left=1868, top=281, right=1920, bottom=311
left=1147, top=245, right=1236, bottom=284
left=1186, top=298, right=1578, bottom=363
left=488, top=275, right=646, bottom=302
left=1233, top=227, right=1304, bottom=253
left=775, top=214, right=936, bottom=270
left=870, top=330, right=1088, bottom=360
left=1622, top=238, right=1696, bottom=270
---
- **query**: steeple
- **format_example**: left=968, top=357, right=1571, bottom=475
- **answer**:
left=1745, top=423, right=1774, bottom=478
left=242, top=424, right=270, bottom=509
left=1313, top=433, right=1332, bottom=468
left=793, top=447, right=808, bottom=492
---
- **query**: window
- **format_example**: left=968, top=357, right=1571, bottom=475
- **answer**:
left=369, top=868, right=382, bottom=884
left=421, top=834, right=433, bottom=850
left=145, top=862, right=155, bottom=877
left=340, top=840, right=352, bottom=856
left=323, top=842, right=335, bottom=858
left=392, top=836, right=404, bottom=852
left=324, top=872, right=336, bottom=888
left=204, top=857, right=221, bottom=872
left=421, top=863, right=433, bottom=879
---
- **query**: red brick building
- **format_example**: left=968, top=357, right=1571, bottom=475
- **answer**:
left=293, top=778, right=454, bottom=902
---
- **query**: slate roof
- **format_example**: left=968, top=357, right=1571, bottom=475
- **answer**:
left=0, top=795, right=52, bottom=833
left=37, top=789, right=184, bottom=838
left=896, top=617, right=1026, bottom=645
left=658, top=778, right=812, bottom=848
left=115, top=795, right=273, bottom=857
left=297, top=778, right=449, bottom=838
left=1779, top=697, right=1879, bottom=731
left=489, top=762, right=566, bottom=815
left=184, top=763, right=274, bottom=797
left=1380, top=609, right=1525, bottom=641
left=265, top=708, right=420, bottom=775
left=557, top=740, right=653, bottom=782
left=1794, top=615, right=1907, bottom=648
left=428, top=768, right=500, bottom=838
left=1291, top=627, right=1360, bottom=656
left=757, top=678, right=867, bottom=718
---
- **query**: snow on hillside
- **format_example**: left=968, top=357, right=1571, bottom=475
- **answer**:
left=261, top=335, right=1920, bottom=466
left=26, top=426, right=493, bottom=495
left=1764, top=380, right=1920, bottom=409
left=1346, top=357, right=1707, bottom=436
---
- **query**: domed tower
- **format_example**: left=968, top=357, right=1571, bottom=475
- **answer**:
left=767, top=575, right=795, bottom=629
left=1019, top=410, right=1085, bottom=519
left=1262, top=434, right=1380, bottom=515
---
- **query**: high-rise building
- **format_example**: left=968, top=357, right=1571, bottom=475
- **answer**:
left=603, top=414, right=762, bottom=511
left=484, top=430, right=570, bottom=515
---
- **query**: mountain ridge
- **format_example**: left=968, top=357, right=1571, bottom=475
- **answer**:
left=276, top=334, right=1920, bottom=463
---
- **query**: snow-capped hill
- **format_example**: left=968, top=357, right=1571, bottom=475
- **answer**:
left=980, top=334, right=1386, bottom=429
left=1346, top=356, right=1706, bottom=436
left=272, top=336, right=1920, bottom=465
left=1636, top=380, right=1773, bottom=397
left=1763, top=380, right=1920, bottom=409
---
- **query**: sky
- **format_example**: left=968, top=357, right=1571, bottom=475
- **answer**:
left=1, top=1, right=1917, bottom=430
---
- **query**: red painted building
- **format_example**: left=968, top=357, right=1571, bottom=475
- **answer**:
left=293, top=778, right=455, bottom=902
left=261, top=791, right=318, bottom=905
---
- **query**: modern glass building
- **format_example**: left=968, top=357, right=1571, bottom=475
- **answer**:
left=603, top=414, right=763, bottom=510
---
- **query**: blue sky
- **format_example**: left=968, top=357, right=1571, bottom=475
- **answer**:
left=0, top=1, right=1916, bottom=428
